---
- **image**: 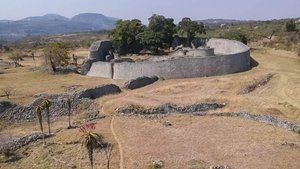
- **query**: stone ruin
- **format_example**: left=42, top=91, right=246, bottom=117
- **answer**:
left=80, top=40, right=114, bottom=75
left=82, top=38, right=251, bottom=80
left=88, top=40, right=113, bottom=61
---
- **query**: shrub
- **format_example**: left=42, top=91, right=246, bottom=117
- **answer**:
left=8, top=51, right=23, bottom=67
left=1, top=86, right=14, bottom=99
left=286, top=20, right=297, bottom=32
left=43, top=42, right=70, bottom=72
left=221, top=31, right=248, bottom=44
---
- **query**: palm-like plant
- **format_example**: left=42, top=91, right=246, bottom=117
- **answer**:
left=35, top=105, right=45, bottom=145
left=66, top=97, right=72, bottom=128
left=42, top=98, right=52, bottom=134
left=79, top=123, right=102, bottom=169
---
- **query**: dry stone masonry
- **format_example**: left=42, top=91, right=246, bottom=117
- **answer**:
left=86, top=38, right=251, bottom=80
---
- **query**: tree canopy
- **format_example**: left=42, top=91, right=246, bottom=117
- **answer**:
left=109, top=14, right=206, bottom=55
left=178, top=17, right=206, bottom=46
left=108, top=19, right=145, bottom=54
left=137, top=14, right=176, bottom=54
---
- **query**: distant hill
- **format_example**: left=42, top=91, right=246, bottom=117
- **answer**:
left=0, top=13, right=118, bottom=41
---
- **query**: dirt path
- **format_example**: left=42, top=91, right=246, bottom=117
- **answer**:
left=110, top=117, right=124, bottom=169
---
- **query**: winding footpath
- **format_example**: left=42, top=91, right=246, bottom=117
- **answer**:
left=100, top=100, right=124, bottom=169
left=110, top=116, right=124, bottom=169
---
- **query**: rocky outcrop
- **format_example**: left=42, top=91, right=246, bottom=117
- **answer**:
left=123, top=76, right=159, bottom=90
left=0, top=101, right=16, bottom=114
left=75, top=84, right=121, bottom=99
left=0, top=133, right=52, bottom=153
left=211, top=112, right=300, bottom=133
left=238, top=73, right=275, bottom=94
left=0, top=84, right=122, bottom=122
left=80, top=59, right=95, bottom=75
left=116, top=103, right=225, bottom=115
left=0, top=94, right=96, bottom=122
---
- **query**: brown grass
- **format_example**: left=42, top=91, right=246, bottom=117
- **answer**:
left=114, top=115, right=300, bottom=169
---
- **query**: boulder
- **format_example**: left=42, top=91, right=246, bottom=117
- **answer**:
left=75, top=84, right=121, bottom=99
left=80, top=59, right=95, bottom=75
left=123, top=76, right=159, bottom=90
left=0, top=101, right=15, bottom=114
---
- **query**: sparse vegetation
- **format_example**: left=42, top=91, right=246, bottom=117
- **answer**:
left=79, top=123, right=103, bottom=169
left=66, top=97, right=73, bottom=129
left=41, top=98, right=52, bottom=134
left=35, top=106, right=45, bottom=145
left=1, top=86, right=14, bottom=99
left=8, top=50, right=23, bottom=67
left=149, top=160, right=163, bottom=169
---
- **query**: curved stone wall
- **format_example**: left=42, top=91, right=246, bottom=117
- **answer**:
left=87, top=39, right=250, bottom=80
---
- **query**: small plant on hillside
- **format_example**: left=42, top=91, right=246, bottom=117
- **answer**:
left=149, top=160, right=164, bottom=169
left=102, top=143, right=113, bottom=169
left=42, top=98, right=52, bottom=134
left=1, top=86, right=13, bottom=99
left=79, top=123, right=103, bottom=169
left=66, top=96, right=73, bottom=129
left=8, top=50, right=23, bottom=67
left=35, top=105, right=45, bottom=145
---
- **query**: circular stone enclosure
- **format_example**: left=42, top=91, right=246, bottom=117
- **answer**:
left=87, top=38, right=251, bottom=80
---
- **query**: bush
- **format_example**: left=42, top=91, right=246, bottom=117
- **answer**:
left=8, top=51, right=23, bottom=67
left=286, top=20, right=297, bottom=32
left=221, top=31, right=248, bottom=44
left=43, top=42, right=70, bottom=72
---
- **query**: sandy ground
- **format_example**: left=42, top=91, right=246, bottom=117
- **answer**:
left=114, top=115, right=300, bottom=169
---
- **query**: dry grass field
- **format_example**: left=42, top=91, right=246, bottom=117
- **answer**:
left=0, top=47, right=300, bottom=169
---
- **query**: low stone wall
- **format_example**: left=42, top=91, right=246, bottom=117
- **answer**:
left=87, top=39, right=251, bottom=80
left=87, top=61, right=112, bottom=78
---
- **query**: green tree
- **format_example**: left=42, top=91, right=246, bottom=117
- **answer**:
left=178, top=17, right=206, bottom=46
left=136, top=30, right=164, bottom=54
left=43, top=42, right=70, bottom=71
left=137, top=14, right=176, bottom=54
left=109, top=19, right=145, bottom=54
left=286, top=20, right=297, bottom=32
left=148, top=14, right=176, bottom=46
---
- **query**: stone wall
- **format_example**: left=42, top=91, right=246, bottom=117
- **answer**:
left=207, top=38, right=249, bottom=54
left=87, top=39, right=251, bottom=80
left=87, top=61, right=113, bottom=78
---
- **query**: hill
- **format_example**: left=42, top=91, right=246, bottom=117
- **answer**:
left=0, top=13, right=117, bottom=41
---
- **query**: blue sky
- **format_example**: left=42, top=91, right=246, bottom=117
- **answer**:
left=0, top=0, right=299, bottom=23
